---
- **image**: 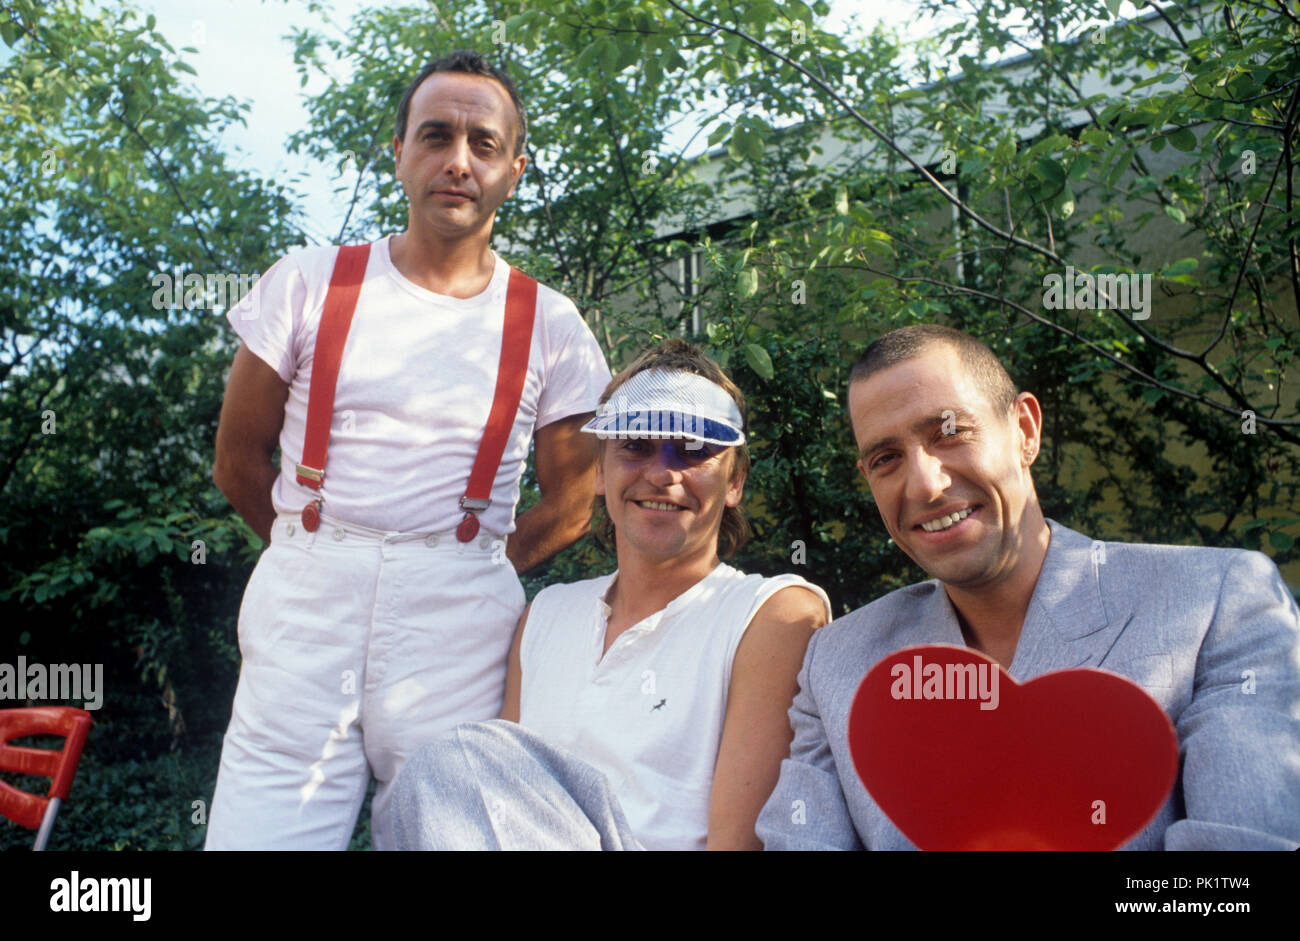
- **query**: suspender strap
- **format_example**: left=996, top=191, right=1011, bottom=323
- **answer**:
left=294, top=244, right=370, bottom=531
left=456, top=266, right=538, bottom=542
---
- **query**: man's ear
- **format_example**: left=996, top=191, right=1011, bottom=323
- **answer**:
left=1013, top=391, right=1044, bottom=466
left=392, top=134, right=403, bottom=172
left=506, top=153, right=528, bottom=198
left=725, top=464, right=747, bottom=507
left=594, top=448, right=606, bottom=497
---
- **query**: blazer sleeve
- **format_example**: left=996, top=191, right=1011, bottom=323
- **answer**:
left=756, top=629, right=865, bottom=850
left=1164, top=551, right=1300, bottom=850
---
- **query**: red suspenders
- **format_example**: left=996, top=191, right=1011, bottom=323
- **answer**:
left=295, top=244, right=369, bottom=531
left=456, top=267, right=538, bottom=542
left=294, top=243, right=538, bottom=541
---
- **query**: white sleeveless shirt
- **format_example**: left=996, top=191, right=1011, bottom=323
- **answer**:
left=519, top=563, right=831, bottom=850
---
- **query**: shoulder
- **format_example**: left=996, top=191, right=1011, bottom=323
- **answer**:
left=745, top=572, right=832, bottom=626
left=777, top=580, right=946, bottom=711
left=706, top=563, right=794, bottom=600
left=728, top=575, right=829, bottom=682
left=520, top=271, right=602, bottom=354
left=755, top=584, right=831, bottom=624
left=271, top=240, right=399, bottom=289
left=533, top=277, right=580, bottom=317
left=270, top=243, right=343, bottom=282
left=241, top=244, right=343, bottom=309
left=506, top=264, right=580, bottom=323
left=820, top=579, right=942, bottom=647
left=300, top=242, right=351, bottom=268
left=714, top=568, right=830, bottom=655
left=1044, top=518, right=1282, bottom=597
left=1103, top=537, right=1270, bottom=571
left=1044, top=524, right=1299, bottom=663
left=804, top=580, right=943, bottom=673
left=519, top=572, right=611, bottom=659
left=1077, top=527, right=1288, bottom=600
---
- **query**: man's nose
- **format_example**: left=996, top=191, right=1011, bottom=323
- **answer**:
left=644, top=442, right=687, bottom=482
left=444, top=136, right=472, bottom=177
left=904, top=448, right=950, bottom=505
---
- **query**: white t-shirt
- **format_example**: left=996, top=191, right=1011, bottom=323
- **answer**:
left=226, top=236, right=611, bottom=534
left=518, top=563, right=832, bottom=850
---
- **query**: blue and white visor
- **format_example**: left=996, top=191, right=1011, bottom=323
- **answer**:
left=581, top=368, right=746, bottom=447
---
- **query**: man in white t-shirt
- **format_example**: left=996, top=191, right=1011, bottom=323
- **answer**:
left=205, top=50, right=611, bottom=850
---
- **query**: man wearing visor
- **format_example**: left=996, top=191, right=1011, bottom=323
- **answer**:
left=390, top=339, right=832, bottom=850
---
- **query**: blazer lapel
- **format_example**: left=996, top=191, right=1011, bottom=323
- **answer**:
left=918, top=580, right=968, bottom=648
left=1007, top=520, right=1117, bottom=681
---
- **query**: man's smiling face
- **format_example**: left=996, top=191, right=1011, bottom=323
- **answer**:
left=392, top=71, right=526, bottom=241
left=848, top=343, right=1043, bottom=592
left=596, top=437, right=745, bottom=562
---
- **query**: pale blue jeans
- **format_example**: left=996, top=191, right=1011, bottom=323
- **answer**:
left=390, top=719, right=645, bottom=850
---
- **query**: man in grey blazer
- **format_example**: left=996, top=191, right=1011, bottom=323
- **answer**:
left=757, top=324, right=1300, bottom=850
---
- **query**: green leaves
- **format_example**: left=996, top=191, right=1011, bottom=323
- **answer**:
left=1242, top=519, right=1300, bottom=555
left=737, top=266, right=759, bottom=298
left=730, top=122, right=764, bottom=162
left=0, top=0, right=306, bottom=771
left=1034, top=157, right=1066, bottom=185
left=576, top=37, right=603, bottom=70
left=1167, top=127, right=1197, bottom=153
left=742, top=342, right=774, bottom=380
left=1054, top=185, right=1075, bottom=220
left=857, top=228, right=893, bottom=256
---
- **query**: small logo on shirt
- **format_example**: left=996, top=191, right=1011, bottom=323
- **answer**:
left=651, top=698, right=667, bottom=712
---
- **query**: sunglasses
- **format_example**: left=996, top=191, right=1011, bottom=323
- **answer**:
left=610, top=438, right=729, bottom=466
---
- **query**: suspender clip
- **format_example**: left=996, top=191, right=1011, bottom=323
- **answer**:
left=456, top=497, right=490, bottom=543
left=295, top=463, right=325, bottom=486
left=301, top=498, right=323, bottom=533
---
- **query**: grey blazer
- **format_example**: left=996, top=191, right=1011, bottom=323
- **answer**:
left=757, top=520, right=1300, bottom=850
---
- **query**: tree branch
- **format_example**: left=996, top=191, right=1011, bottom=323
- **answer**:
left=823, top=261, right=1300, bottom=439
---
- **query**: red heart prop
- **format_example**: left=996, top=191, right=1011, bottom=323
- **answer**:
left=847, top=645, right=1178, bottom=850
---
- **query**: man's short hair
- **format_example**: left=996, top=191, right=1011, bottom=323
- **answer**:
left=849, top=324, right=1018, bottom=415
left=394, top=50, right=528, bottom=157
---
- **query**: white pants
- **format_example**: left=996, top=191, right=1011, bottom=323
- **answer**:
left=205, top=512, right=525, bottom=850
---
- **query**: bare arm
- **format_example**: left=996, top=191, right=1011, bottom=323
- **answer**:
left=499, top=602, right=532, bottom=722
left=706, top=586, right=829, bottom=851
left=212, top=343, right=289, bottom=545
left=507, top=412, right=597, bottom=574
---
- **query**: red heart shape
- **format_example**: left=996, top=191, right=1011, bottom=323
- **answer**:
left=847, top=645, right=1178, bottom=850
